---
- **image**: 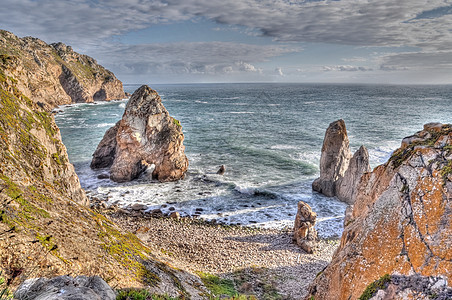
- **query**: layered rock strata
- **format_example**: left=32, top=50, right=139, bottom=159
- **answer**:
left=312, top=119, right=371, bottom=204
left=306, top=123, right=452, bottom=300
left=0, top=30, right=125, bottom=109
left=91, top=85, right=188, bottom=182
left=293, top=201, right=318, bottom=253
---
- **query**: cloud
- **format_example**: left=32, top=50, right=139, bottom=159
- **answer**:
left=2, top=0, right=451, bottom=82
left=92, top=42, right=297, bottom=76
left=2, top=0, right=451, bottom=51
left=275, top=67, right=284, bottom=76
left=323, top=65, right=374, bottom=72
left=379, top=51, right=452, bottom=71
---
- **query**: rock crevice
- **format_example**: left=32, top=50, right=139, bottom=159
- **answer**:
left=306, top=123, right=452, bottom=300
left=312, top=119, right=371, bottom=204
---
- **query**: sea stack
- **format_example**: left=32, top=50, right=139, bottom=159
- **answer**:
left=306, top=123, right=452, bottom=300
left=91, top=85, right=188, bottom=182
left=312, top=119, right=370, bottom=204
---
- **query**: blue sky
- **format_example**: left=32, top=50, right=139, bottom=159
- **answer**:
left=1, top=0, right=452, bottom=84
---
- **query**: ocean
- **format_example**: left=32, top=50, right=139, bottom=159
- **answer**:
left=54, top=83, right=452, bottom=238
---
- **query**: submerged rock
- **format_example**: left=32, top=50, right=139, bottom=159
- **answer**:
left=91, top=85, right=188, bottom=182
left=312, top=119, right=370, bottom=204
left=293, top=201, right=317, bottom=253
left=306, top=123, right=452, bottom=300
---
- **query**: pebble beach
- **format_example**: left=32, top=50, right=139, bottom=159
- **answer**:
left=110, top=212, right=339, bottom=299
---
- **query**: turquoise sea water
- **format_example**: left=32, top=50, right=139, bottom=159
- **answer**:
left=54, top=83, right=452, bottom=238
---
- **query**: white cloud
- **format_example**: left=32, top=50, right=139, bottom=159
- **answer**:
left=323, top=65, right=374, bottom=72
left=275, top=67, right=284, bottom=76
left=2, top=0, right=451, bottom=50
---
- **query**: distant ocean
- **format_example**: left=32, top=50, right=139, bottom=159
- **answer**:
left=54, top=83, right=452, bottom=238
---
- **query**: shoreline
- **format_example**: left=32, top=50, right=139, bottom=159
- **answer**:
left=106, top=210, right=340, bottom=299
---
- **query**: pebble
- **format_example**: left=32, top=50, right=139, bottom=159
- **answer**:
left=131, top=203, right=148, bottom=211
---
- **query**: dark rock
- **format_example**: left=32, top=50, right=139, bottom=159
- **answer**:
left=97, top=173, right=110, bottom=179
left=131, top=203, right=148, bottom=211
left=14, top=275, right=116, bottom=300
left=217, top=165, right=226, bottom=175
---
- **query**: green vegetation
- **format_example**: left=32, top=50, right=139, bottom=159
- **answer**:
left=197, top=271, right=237, bottom=298
left=116, top=289, right=180, bottom=300
left=440, top=160, right=452, bottom=182
left=358, top=274, right=391, bottom=300
left=116, top=289, right=150, bottom=300
left=390, top=125, right=452, bottom=168
left=94, top=212, right=163, bottom=287
left=172, top=118, right=181, bottom=128
left=0, top=271, right=12, bottom=299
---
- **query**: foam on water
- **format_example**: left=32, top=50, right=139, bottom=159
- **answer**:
left=55, top=83, right=452, bottom=238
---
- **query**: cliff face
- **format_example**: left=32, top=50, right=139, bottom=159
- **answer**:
left=0, top=36, right=204, bottom=296
left=91, top=85, right=189, bottom=183
left=0, top=30, right=125, bottom=109
left=306, top=123, right=452, bottom=300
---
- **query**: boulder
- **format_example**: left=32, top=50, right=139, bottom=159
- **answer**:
left=91, top=85, right=188, bottom=182
left=313, top=119, right=371, bottom=204
left=293, top=201, right=318, bottom=253
left=312, top=119, right=352, bottom=197
left=217, top=165, right=226, bottom=175
left=14, top=275, right=116, bottom=300
left=336, top=145, right=371, bottom=204
left=306, top=123, right=452, bottom=300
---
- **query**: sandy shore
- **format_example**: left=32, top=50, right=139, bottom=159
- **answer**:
left=110, top=213, right=339, bottom=299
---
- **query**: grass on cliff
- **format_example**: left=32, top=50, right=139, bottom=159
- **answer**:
left=358, top=274, right=391, bottom=300
left=389, top=125, right=452, bottom=168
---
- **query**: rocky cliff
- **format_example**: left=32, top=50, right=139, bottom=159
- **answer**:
left=0, top=30, right=125, bottom=110
left=0, top=34, right=204, bottom=297
left=313, top=119, right=371, bottom=204
left=91, top=85, right=188, bottom=182
left=306, top=123, right=452, bottom=300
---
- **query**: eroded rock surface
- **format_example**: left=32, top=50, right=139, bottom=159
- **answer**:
left=0, top=30, right=125, bottom=109
left=336, top=145, right=371, bottom=204
left=293, top=201, right=318, bottom=253
left=312, top=119, right=352, bottom=197
left=14, top=276, right=116, bottom=300
left=306, top=123, right=452, bottom=300
left=365, top=274, right=452, bottom=300
left=91, top=85, right=188, bottom=182
left=313, top=119, right=370, bottom=204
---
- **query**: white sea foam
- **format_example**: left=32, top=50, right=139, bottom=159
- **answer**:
left=96, top=123, right=115, bottom=128
left=55, top=83, right=452, bottom=239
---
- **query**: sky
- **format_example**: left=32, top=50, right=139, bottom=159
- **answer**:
left=1, top=0, right=452, bottom=84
